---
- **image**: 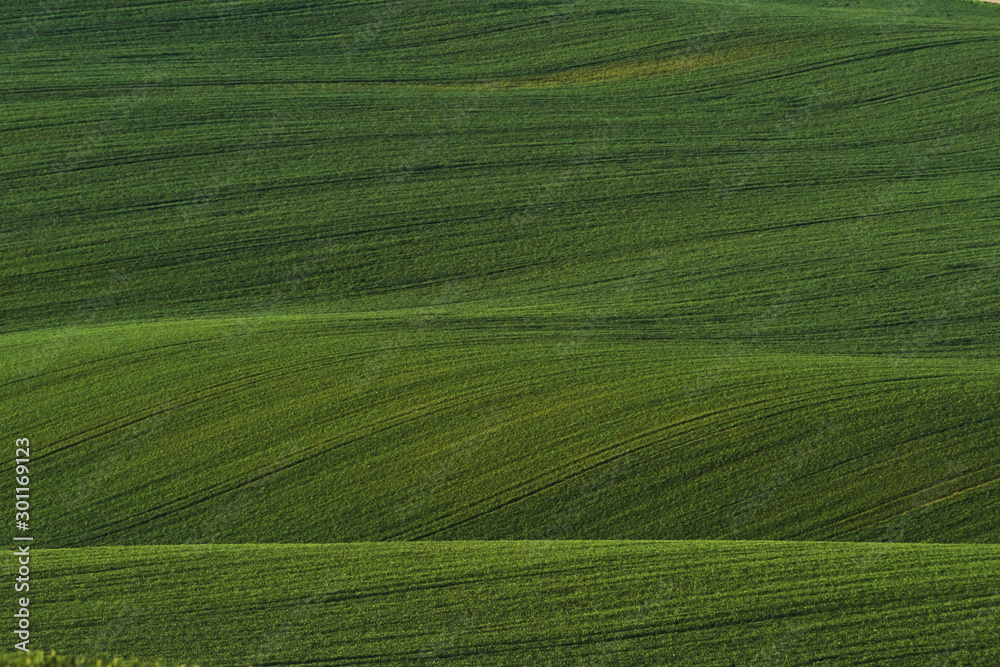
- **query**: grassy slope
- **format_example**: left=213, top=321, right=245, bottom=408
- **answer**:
left=4, top=319, right=999, bottom=547
left=4, top=1, right=1000, bottom=347
left=3, top=0, right=999, bottom=548
left=3, top=0, right=1000, bottom=664
left=7, top=542, right=1000, bottom=666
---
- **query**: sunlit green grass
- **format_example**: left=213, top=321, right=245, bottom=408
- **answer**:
left=4, top=1, right=999, bottom=352
left=3, top=318, right=999, bottom=548
left=3, top=0, right=1000, bottom=664
left=0, top=651, right=196, bottom=667
left=5, top=542, right=998, bottom=666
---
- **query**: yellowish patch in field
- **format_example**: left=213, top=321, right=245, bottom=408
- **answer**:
left=535, top=52, right=741, bottom=85
left=455, top=50, right=748, bottom=89
left=255, top=48, right=755, bottom=93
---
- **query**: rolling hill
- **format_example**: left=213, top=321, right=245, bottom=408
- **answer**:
left=2, top=0, right=999, bottom=663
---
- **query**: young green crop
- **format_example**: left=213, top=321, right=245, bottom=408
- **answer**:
left=5, top=542, right=998, bottom=666
left=4, top=0, right=1000, bottom=664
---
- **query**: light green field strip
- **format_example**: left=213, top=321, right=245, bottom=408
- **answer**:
left=3, top=1, right=999, bottom=359
left=7, top=541, right=998, bottom=666
left=3, top=317, right=997, bottom=547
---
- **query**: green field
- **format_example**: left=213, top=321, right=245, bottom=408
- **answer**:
left=3, top=0, right=999, bottom=664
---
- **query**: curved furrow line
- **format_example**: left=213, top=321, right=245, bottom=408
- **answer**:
left=67, top=341, right=589, bottom=528
left=855, top=70, right=1000, bottom=106
left=2, top=332, right=228, bottom=391
left=33, top=399, right=186, bottom=464
left=714, top=409, right=987, bottom=524
left=911, top=472, right=1000, bottom=512
left=405, top=373, right=961, bottom=540
left=60, top=387, right=488, bottom=547
left=35, top=342, right=385, bottom=459
left=792, top=466, right=998, bottom=542
left=658, top=35, right=994, bottom=100
left=403, top=393, right=815, bottom=540
left=9, top=138, right=321, bottom=181
left=748, top=35, right=995, bottom=83
left=816, top=458, right=1000, bottom=541
left=637, top=377, right=948, bottom=529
